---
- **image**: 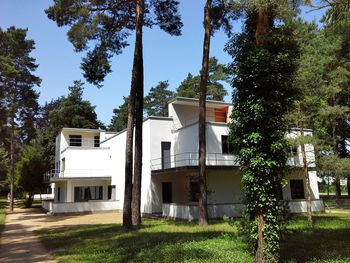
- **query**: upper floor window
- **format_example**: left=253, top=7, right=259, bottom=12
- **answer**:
left=214, top=108, right=227, bottom=123
left=69, top=135, right=82, bottom=146
left=222, top=135, right=234, bottom=154
left=94, top=136, right=100, bottom=147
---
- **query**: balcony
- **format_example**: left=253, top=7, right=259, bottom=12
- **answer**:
left=61, top=137, right=108, bottom=152
left=43, top=169, right=113, bottom=182
left=150, top=152, right=240, bottom=171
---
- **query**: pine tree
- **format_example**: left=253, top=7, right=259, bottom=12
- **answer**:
left=0, top=27, right=41, bottom=211
left=46, top=0, right=182, bottom=229
left=144, top=81, right=175, bottom=117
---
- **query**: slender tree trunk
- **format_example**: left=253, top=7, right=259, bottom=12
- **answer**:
left=335, top=177, right=341, bottom=199
left=198, top=0, right=211, bottom=226
left=299, top=106, right=313, bottom=227
left=123, top=0, right=144, bottom=230
left=131, top=0, right=144, bottom=227
left=9, top=110, right=15, bottom=212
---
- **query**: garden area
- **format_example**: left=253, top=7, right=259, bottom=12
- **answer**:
left=37, top=200, right=350, bottom=263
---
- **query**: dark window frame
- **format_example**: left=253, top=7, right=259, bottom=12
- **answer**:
left=189, top=180, right=200, bottom=202
left=94, top=136, right=100, bottom=147
left=69, top=135, right=82, bottom=147
left=74, top=186, right=103, bottom=202
left=108, top=185, right=116, bottom=200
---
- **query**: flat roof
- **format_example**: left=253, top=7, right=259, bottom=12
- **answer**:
left=51, top=176, right=111, bottom=182
left=61, top=128, right=106, bottom=133
left=168, top=97, right=232, bottom=107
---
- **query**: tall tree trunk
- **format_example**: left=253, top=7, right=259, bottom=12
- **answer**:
left=252, top=8, right=273, bottom=261
left=335, top=177, right=341, bottom=199
left=198, top=0, right=211, bottom=226
left=9, top=108, right=15, bottom=212
left=347, top=175, right=350, bottom=198
left=299, top=107, right=313, bottom=227
left=123, top=0, right=144, bottom=230
left=131, top=0, right=144, bottom=227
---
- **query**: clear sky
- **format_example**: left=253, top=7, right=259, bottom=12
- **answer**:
left=0, top=0, right=326, bottom=125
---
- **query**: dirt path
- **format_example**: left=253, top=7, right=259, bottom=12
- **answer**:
left=0, top=203, right=122, bottom=262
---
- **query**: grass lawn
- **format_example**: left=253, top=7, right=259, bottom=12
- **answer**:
left=37, top=203, right=350, bottom=263
left=0, top=197, right=7, bottom=236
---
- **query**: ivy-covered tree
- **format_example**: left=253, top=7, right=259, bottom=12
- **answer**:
left=0, top=27, right=41, bottom=211
left=144, top=81, right=175, bottom=117
left=109, top=96, right=129, bottom=132
left=176, top=57, right=231, bottom=101
left=46, top=0, right=182, bottom=229
left=226, top=2, right=299, bottom=261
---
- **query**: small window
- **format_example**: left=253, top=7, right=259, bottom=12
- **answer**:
left=94, top=136, right=100, bottom=147
left=214, top=108, right=227, bottom=123
left=290, top=146, right=298, bottom=157
left=222, top=135, right=234, bottom=154
left=189, top=180, right=200, bottom=202
left=290, top=180, right=305, bottom=199
left=69, top=135, right=82, bottom=146
left=108, top=185, right=116, bottom=200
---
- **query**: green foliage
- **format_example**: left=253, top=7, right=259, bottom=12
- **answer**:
left=46, top=0, right=183, bottom=87
left=0, top=26, right=41, bottom=145
left=16, top=145, right=48, bottom=207
left=144, top=80, right=175, bottom=117
left=109, top=96, right=129, bottom=132
left=176, top=57, right=230, bottom=101
left=226, top=13, right=299, bottom=261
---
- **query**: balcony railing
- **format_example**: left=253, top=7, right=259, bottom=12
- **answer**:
left=150, top=152, right=240, bottom=171
left=43, top=169, right=112, bottom=182
left=61, top=138, right=104, bottom=151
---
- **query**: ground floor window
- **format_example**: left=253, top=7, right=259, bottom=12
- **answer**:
left=57, top=187, right=60, bottom=201
left=74, top=186, right=103, bottom=202
left=290, top=179, right=305, bottom=199
left=189, top=180, right=200, bottom=202
left=108, top=185, right=116, bottom=200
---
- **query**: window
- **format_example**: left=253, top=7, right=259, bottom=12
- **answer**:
left=108, top=185, right=116, bottom=200
left=61, top=158, right=65, bottom=171
left=189, top=180, right=200, bottom=202
left=290, top=180, right=305, bottom=199
left=222, top=135, right=234, bottom=154
left=290, top=146, right=298, bottom=157
left=94, top=136, right=100, bottom=147
left=69, top=135, right=82, bottom=146
left=74, top=186, right=103, bottom=202
left=214, top=108, right=227, bottom=123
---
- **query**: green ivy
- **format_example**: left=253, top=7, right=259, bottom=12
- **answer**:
left=226, top=19, right=299, bottom=262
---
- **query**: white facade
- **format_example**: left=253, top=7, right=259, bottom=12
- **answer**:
left=43, top=97, right=324, bottom=218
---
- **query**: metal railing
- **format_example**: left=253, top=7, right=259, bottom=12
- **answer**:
left=150, top=152, right=240, bottom=171
left=43, top=169, right=112, bottom=182
left=61, top=138, right=103, bottom=151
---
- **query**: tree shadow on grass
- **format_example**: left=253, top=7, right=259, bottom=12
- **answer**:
left=281, top=215, right=350, bottom=263
left=37, top=223, right=251, bottom=263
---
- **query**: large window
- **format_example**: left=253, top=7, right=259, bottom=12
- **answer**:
left=69, top=135, right=82, bottom=146
left=290, top=180, right=305, bottom=199
left=74, top=186, right=103, bottom=202
left=221, top=135, right=234, bottom=154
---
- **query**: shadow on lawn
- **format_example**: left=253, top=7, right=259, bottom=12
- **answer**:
left=281, top=215, right=350, bottom=263
left=37, top=222, right=245, bottom=263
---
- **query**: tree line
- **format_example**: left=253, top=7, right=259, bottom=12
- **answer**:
left=1, top=0, right=349, bottom=262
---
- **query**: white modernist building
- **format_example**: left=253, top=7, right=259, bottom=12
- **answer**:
left=43, top=97, right=324, bottom=220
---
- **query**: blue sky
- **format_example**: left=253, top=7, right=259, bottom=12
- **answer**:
left=0, top=1, right=326, bottom=125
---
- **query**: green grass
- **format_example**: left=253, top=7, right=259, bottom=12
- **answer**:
left=37, top=203, right=350, bottom=263
left=18, top=199, right=42, bottom=209
left=37, top=219, right=253, bottom=263
left=0, top=197, right=7, bottom=235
